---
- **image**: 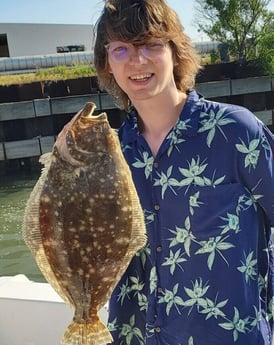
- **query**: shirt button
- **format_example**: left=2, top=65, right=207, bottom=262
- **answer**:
left=155, top=327, right=161, bottom=333
left=153, top=162, right=159, bottom=168
left=154, top=204, right=160, bottom=211
left=156, top=245, right=162, bottom=252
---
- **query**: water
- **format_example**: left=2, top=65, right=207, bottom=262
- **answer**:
left=0, top=173, right=45, bottom=282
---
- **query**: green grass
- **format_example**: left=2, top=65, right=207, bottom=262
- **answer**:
left=0, top=64, right=96, bottom=86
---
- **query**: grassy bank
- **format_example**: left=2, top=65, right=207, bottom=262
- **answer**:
left=0, top=64, right=96, bottom=86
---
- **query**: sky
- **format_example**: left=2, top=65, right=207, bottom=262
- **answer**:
left=1, top=0, right=273, bottom=42
left=0, top=0, right=206, bottom=42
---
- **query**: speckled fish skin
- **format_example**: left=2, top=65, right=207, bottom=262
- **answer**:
left=22, top=102, right=147, bottom=345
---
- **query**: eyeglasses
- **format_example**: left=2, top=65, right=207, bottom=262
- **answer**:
left=105, top=39, right=168, bottom=63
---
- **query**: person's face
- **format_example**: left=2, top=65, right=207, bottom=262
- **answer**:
left=106, top=39, right=176, bottom=103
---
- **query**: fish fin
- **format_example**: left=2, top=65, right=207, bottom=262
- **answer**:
left=106, top=175, right=147, bottom=301
left=39, top=152, right=52, bottom=170
left=61, top=317, right=112, bottom=345
left=113, top=135, right=147, bottom=255
left=127, top=185, right=147, bottom=254
left=22, top=153, right=51, bottom=253
left=34, top=247, right=74, bottom=307
left=22, top=152, right=73, bottom=307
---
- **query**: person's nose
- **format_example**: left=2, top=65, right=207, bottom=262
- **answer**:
left=128, top=47, right=148, bottom=64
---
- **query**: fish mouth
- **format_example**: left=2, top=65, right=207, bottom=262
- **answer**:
left=80, top=103, right=107, bottom=121
left=129, top=73, right=153, bottom=81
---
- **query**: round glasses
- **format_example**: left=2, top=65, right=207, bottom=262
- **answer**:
left=105, top=39, right=168, bottom=63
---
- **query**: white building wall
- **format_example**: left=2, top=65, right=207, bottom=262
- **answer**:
left=0, top=23, right=94, bottom=57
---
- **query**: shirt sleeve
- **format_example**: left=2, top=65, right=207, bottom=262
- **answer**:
left=235, top=118, right=274, bottom=332
left=235, top=118, right=274, bottom=227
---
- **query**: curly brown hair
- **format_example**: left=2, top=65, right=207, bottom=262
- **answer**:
left=94, top=0, right=201, bottom=110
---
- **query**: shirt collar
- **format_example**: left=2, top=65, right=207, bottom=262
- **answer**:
left=174, top=89, right=203, bottom=138
left=120, top=89, right=203, bottom=145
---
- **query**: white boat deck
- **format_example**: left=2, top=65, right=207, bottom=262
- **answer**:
left=1, top=274, right=273, bottom=344
left=0, top=275, right=108, bottom=345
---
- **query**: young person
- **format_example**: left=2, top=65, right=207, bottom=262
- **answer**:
left=94, top=1, right=274, bottom=344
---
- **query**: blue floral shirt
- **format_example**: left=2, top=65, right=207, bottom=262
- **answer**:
left=107, top=90, right=274, bottom=345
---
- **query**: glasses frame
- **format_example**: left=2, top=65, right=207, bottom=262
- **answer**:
left=105, top=39, right=169, bottom=63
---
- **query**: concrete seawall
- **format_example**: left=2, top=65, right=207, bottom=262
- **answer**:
left=0, top=75, right=273, bottom=173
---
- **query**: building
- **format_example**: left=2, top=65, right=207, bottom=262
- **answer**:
left=0, top=23, right=94, bottom=57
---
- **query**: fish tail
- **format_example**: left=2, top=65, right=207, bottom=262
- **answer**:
left=61, top=318, right=113, bottom=345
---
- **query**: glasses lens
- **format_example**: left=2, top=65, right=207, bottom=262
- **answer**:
left=141, top=40, right=166, bottom=59
left=106, top=40, right=167, bottom=63
left=106, top=42, right=129, bottom=63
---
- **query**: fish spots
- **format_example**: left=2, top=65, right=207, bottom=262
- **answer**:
left=115, top=237, right=130, bottom=245
left=64, top=274, right=72, bottom=281
left=86, top=246, right=92, bottom=253
left=82, top=256, right=90, bottom=263
left=107, top=248, right=113, bottom=254
left=43, top=239, right=55, bottom=247
left=78, top=191, right=87, bottom=199
left=58, top=186, right=64, bottom=192
left=93, top=193, right=107, bottom=199
left=93, top=241, right=103, bottom=251
left=73, top=240, right=81, bottom=249
left=78, top=268, right=84, bottom=276
left=41, top=195, right=51, bottom=203
left=79, top=225, right=87, bottom=232
left=84, top=273, right=91, bottom=279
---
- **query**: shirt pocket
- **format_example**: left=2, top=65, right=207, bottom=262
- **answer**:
left=188, top=182, right=252, bottom=240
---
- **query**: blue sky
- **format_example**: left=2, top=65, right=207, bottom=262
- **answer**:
left=1, top=0, right=273, bottom=42
left=0, top=0, right=204, bottom=41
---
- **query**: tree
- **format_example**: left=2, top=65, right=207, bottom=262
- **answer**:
left=255, top=12, right=274, bottom=74
left=195, top=0, right=273, bottom=64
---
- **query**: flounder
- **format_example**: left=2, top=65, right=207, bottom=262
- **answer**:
left=22, top=103, right=147, bottom=345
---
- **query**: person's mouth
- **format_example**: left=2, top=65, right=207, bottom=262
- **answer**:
left=129, top=73, right=153, bottom=81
